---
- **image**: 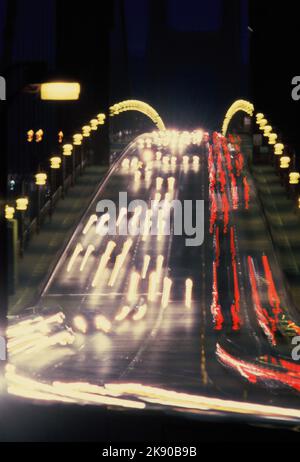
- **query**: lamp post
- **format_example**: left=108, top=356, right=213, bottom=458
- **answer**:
left=82, top=125, right=92, bottom=164
left=16, top=197, right=29, bottom=257
left=73, top=134, right=83, bottom=174
left=49, top=156, right=61, bottom=214
left=35, top=173, right=47, bottom=233
left=62, top=143, right=73, bottom=193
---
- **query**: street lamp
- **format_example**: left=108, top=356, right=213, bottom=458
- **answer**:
left=5, top=205, right=15, bottom=220
left=97, top=113, right=106, bottom=125
left=82, top=125, right=92, bottom=138
left=268, top=133, right=277, bottom=145
left=274, top=143, right=284, bottom=156
left=90, top=119, right=99, bottom=131
left=259, top=119, right=268, bottom=130
left=40, top=82, right=81, bottom=101
left=16, top=197, right=29, bottom=257
left=289, top=172, right=300, bottom=184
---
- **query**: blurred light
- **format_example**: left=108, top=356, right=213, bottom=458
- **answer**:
left=67, top=243, right=84, bottom=272
left=185, top=278, right=193, bottom=309
left=127, top=271, right=140, bottom=303
left=27, top=129, right=34, bottom=143
left=133, top=304, right=147, bottom=321
left=97, top=113, right=106, bottom=124
left=161, top=277, right=172, bottom=309
left=73, top=315, right=87, bottom=334
left=5, top=205, right=15, bottom=220
left=274, top=143, right=284, bottom=156
left=73, top=133, right=83, bottom=146
left=82, top=126, right=92, bottom=138
left=35, top=129, right=44, bottom=143
left=95, top=315, right=111, bottom=333
left=16, top=198, right=29, bottom=211
left=41, top=82, right=81, bottom=101
left=115, top=306, right=131, bottom=322
left=90, top=119, right=99, bottom=131
left=50, top=157, right=62, bottom=169
left=289, top=172, right=300, bottom=184
left=280, top=156, right=291, bottom=169
left=35, top=173, right=47, bottom=186
left=63, top=144, right=73, bottom=156
left=58, top=131, right=64, bottom=144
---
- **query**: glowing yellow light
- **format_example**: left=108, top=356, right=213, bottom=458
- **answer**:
left=274, top=143, right=284, bottom=156
left=141, top=255, right=151, bottom=279
left=156, top=177, right=163, bottom=191
left=222, top=99, right=254, bottom=136
left=50, top=157, right=62, bottom=169
left=161, top=277, right=172, bottom=309
left=134, top=171, right=141, bottom=183
left=90, top=119, right=99, bottom=131
left=92, top=241, right=116, bottom=287
left=268, top=133, right=277, bottom=145
left=259, top=119, right=268, bottom=130
left=35, top=173, right=47, bottom=186
left=256, top=113, right=264, bottom=122
left=16, top=197, right=29, bottom=211
left=35, top=129, right=44, bottom=143
left=73, top=133, right=83, bottom=146
left=82, top=214, right=98, bottom=235
left=73, top=315, right=87, bottom=334
left=185, top=278, right=193, bottom=309
left=148, top=271, right=157, bottom=302
left=67, top=243, right=83, bottom=272
left=95, top=315, right=111, bottom=333
left=97, top=113, right=106, bottom=124
left=41, top=82, right=80, bottom=101
left=280, top=156, right=291, bottom=169
left=167, top=176, right=175, bottom=191
left=80, top=244, right=95, bottom=272
left=109, top=99, right=165, bottom=130
left=289, top=172, right=300, bottom=184
left=127, top=271, right=140, bottom=303
left=5, top=205, right=15, bottom=220
left=121, top=158, right=130, bottom=169
left=58, top=131, right=64, bottom=144
left=133, top=304, right=147, bottom=322
left=182, top=155, right=189, bottom=165
left=27, top=129, right=34, bottom=142
left=82, top=125, right=92, bottom=138
left=115, top=306, right=131, bottom=322
left=263, top=125, right=272, bottom=137
left=63, top=144, right=73, bottom=156
left=156, top=151, right=162, bottom=161
left=143, top=149, right=153, bottom=163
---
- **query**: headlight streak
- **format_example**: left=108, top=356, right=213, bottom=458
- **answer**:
left=80, top=244, right=95, bottom=272
left=92, top=241, right=116, bottom=287
left=161, top=277, right=172, bottom=309
left=108, top=238, right=133, bottom=287
left=133, top=304, right=148, bottom=322
left=185, top=278, right=193, bottom=309
left=6, top=366, right=145, bottom=409
left=67, top=243, right=83, bottom=273
left=82, top=214, right=98, bottom=235
left=127, top=271, right=140, bottom=303
left=115, top=306, right=131, bottom=322
left=141, top=255, right=151, bottom=279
